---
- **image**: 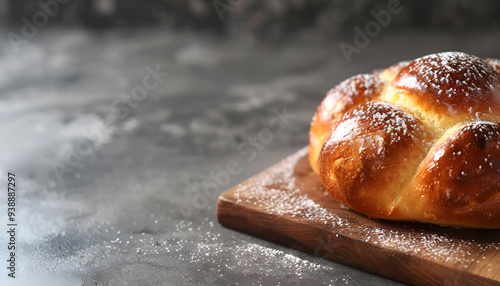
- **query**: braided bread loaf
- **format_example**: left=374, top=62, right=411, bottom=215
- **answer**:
left=309, top=52, right=500, bottom=228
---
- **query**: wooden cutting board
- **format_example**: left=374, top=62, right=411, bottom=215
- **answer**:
left=217, top=147, right=500, bottom=286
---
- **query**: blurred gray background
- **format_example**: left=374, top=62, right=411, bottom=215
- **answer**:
left=2, top=0, right=500, bottom=34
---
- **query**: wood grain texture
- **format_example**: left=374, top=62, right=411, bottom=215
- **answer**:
left=217, top=147, right=500, bottom=286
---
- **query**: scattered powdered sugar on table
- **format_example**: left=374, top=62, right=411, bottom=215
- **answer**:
left=234, top=148, right=348, bottom=227
left=189, top=239, right=357, bottom=285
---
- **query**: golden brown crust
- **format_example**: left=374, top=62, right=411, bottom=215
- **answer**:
left=406, top=121, right=500, bottom=228
left=309, top=52, right=500, bottom=228
left=318, top=101, right=432, bottom=219
left=309, top=74, right=385, bottom=174
left=376, top=60, right=411, bottom=82
left=391, top=52, right=500, bottom=128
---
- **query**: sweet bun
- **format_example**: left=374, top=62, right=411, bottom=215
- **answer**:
left=309, top=52, right=500, bottom=228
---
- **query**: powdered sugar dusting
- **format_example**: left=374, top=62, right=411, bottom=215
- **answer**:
left=234, top=149, right=344, bottom=226
left=460, top=120, right=499, bottom=138
left=395, top=52, right=500, bottom=99
left=320, top=74, right=384, bottom=121
left=232, top=148, right=500, bottom=266
left=335, top=74, right=384, bottom=100
left=486, top=58, right=500, bottom=72
left=350, top=101, right=423, bottom=143
left=189, top=240, right=359, bottom=285
left=234, top=148, right=347, bottom=229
